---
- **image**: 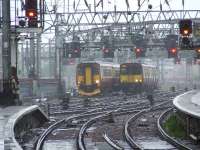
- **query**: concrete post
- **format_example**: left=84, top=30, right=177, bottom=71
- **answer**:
left=55, top=24, right=64, bottom=96
left=55, top=26, right=58, bottom=79
left=21, top=43, right=25, bottom=77
left=2, top=0, right=11, bottom=94
left=10, top=33, right=18, bottom=68
left=30, top=33, right=35, bottom=78
left=48, top=39, right=52, bottom=77
left=36, top=34, right=41, bottom=79
left=25, top=41, right=30, bottom=76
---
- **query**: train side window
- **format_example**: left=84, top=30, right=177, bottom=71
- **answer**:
left=132, top=66, right=142, bottom=74
left=103, top=68, right=112, bottom=76
left=149, top=68, right=152, bottom=79
left=112, top=68, right=119, bottom=77
left=115, top=70, right=120, bottom=76
left=112, top=68, right=115, bottom=76
left=120, top=67, right=128, bottom=75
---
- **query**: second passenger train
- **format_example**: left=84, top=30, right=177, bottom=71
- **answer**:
left=120, top=63, right=158, bottom=93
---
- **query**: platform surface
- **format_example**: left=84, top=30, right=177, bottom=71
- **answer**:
left=0, top=106, right=29, bottom=150
left=173, top=90, right=200, bottom=119
left=0, top=105, right=47, bottom=150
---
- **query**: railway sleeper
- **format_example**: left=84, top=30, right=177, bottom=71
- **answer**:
left=103, top=113, right=115, bottom=123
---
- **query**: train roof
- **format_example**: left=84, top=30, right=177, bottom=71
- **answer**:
left=121, top=62, right=157, bottom=68
left=78, top=61, right=120, bottom=68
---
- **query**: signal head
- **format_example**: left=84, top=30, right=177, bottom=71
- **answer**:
left=183, top=29, right=189, bottom=35
left=179, top=19, right=192, bottom=36
left=26, top=9, right=37, bottom=18
left=196, top=48, right=200, bottom=53
left=103, top=48, right=109, bottom=53
left=170, top=48, right=177, bottom=53
left=135, top=48, right=141, bottom=53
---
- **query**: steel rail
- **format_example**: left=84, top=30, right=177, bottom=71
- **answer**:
left=77, top=111, right=114, bottom=150
left=103, top=133, right=124, bottom=150
left=124, top=99, right=175, bottom=149
left=124, top=109, right=149, bottom=149
left=35, top=109, right=105, bottom=150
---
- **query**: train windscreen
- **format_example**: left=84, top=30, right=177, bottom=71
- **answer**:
left=131, top=64, right=142, bottom=74
left=77, top=63, right=100, bottom=76
left=77, top=65, right=84, bottom=75
left=121, top=64, right=142, bottom=75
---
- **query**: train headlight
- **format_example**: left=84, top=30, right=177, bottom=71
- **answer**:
left=135, top=79, right=138, bottom=82
left=95, top=80, right=100, bottom=84
left=139, top=79, right=142, bottom=82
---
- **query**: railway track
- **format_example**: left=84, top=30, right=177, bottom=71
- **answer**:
left=75, top=90, right=185, bottom=150
left=36, top=109, right=111, bottom=150
left=48, top=89, right=184, bottom=116
left=22, top=89, right=187, bottom=150
left=124, top=101, right=177, bottom=150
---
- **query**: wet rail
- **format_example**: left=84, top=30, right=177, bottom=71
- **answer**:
left=77, top=111, right=113, bottom=150
left=124, top=109, right=148, bottom=149
left=36, top=109, right=106, bottom=150
left=33, top=89, right=186, bottom=150
left=124, top=100, right=177, bottom=150
left=103, top=133, right=124, bottom=150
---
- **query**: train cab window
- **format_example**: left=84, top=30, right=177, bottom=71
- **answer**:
left=132, top=66, right=142, bottom=74
left=77, top=66, right=84, bottom=75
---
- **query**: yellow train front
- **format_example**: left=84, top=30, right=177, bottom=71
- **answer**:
left=120, top=63, right=158, bottom=93
left=76, top=62, right=120, bottom=96
left=76, top=63, right=101, bottom=96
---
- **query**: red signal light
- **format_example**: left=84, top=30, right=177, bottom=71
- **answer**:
left=170, top=48, right=177, bottom=53
left=103, top=48, right=109, bottom=53
left=26, top=9, right=37, bottom=18
left=74, top=49, right=80, bottom=53
left=28, top=12, right=34, bottom=17
left=196, top=48, right=200, bottom=53
left=179, top=19, right=192, bottom=36
left=168, top=48, right=178, bottom=58
left=135, top=48, right=142, bottom=58
left=183, top=29, right=189, bottom=35
left=135, top=48, right=141, bottom=53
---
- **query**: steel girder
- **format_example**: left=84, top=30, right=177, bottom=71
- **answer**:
left=44, top=10, right=200, bottom=41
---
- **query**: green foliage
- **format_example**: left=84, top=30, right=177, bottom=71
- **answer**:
left=163, top=114, right=186, bottom=138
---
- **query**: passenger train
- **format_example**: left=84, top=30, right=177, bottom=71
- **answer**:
left=120, top=63, right=159, bottom=93
left=76, top=62, right=120, bottom=96
left=76, top=62, right=159, bottom=96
